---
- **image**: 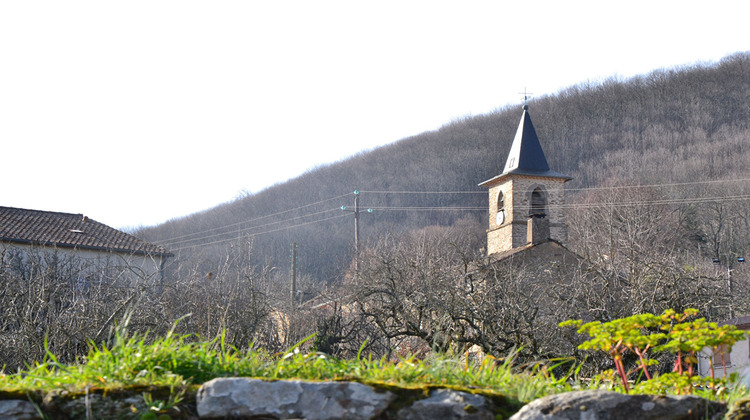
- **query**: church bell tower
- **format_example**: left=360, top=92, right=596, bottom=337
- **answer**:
left=479, top=105, right=571, bottom=257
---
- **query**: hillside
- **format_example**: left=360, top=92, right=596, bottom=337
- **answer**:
left=137, top=52, right=750, bottom=284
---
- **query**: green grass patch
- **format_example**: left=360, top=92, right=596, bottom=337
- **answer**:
left=2, top=326, right=749, bottom=415
left=1, top=330, right=573, bottom=405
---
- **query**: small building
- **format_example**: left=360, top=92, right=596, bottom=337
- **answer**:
left=0, top=206, right=171, bottom=283
left=697, top=316, right=750, bottom=379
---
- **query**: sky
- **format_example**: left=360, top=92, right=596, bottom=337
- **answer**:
left=1, top=1, right=749, bottom=229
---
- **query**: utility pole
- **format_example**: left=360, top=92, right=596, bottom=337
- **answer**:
left=341, top=190, right=373, bottom=278
left=354, top=191, right=361, bottom=259
left=290, top=242, right=297, bottom=312
left=713, top=256, right=745, bottom=319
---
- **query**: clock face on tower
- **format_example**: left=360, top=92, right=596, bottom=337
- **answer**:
left=496, top=209, right=505, bottom=226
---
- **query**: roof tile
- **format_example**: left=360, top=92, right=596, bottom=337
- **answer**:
left=0, top=206, right=171, bottom=256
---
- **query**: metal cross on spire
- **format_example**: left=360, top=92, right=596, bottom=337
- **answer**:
left=519, top=87, right=533, bottom=105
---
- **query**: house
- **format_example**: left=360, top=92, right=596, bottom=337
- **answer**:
left=0, top=206, right=171, bottom=284
left=697, top=316, right=750, bottom=379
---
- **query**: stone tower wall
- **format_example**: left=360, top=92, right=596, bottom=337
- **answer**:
left=486, top=176, right=568, bottom=256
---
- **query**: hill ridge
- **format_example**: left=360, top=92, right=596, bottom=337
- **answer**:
left=137, top=51, right=750, bottom=283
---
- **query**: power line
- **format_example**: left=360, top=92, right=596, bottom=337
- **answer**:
left=170, top=213, right=350, bottom=253
left=360, top=190, right=485, bottom=194
left=559, top=193, right=750, bottom=209
left=163, top=205, right=485, bottom=250
left=153, top=178, right=750, bottom=252
left=565, top=177, right=750, bottom=193
left=360, top=177, right=750, bottom=195
left=374, top=208, right=486, bottom=211
left=163, top=208, right=340, bottom=248
left=157, top=192, right=352, bottom=245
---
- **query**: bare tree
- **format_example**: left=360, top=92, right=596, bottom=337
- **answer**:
left=0, top=245, right=166, bottom=371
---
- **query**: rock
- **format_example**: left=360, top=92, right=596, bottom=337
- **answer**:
left=41, top=388, right=176, bottom=420
left=0, top=399, right=42, bottom=420
left=197, top=378, right=395, bottom=420
left=396, top=388, right=496, bottom=419
left=509, top=390, right=726, bottom=420
left=726, top=395, right=750, bottom=419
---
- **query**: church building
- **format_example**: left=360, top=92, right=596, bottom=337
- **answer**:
left=479, top=105, right=573, bottom=260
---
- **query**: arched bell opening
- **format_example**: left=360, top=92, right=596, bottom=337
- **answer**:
left=529, top=187, right=547, bottom=218
left=527, top=186, right=550, bottom=244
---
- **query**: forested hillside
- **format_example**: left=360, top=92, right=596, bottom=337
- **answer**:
left=137, top=52, right=750, bottom=285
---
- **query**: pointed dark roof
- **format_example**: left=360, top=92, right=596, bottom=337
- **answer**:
left=0, top=206, right=171, bottom=257
left=479, top=105, right=571, bottom=186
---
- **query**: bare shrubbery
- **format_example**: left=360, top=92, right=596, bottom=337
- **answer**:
left=0, top=240, right=275, bottom=371
left=335, top=188, right=746, bottom=368
left=344, top=222, right=583, bottom=363
left=0, top=246, right=164, bottom=370
left=3, top=184, right=748, bottom=372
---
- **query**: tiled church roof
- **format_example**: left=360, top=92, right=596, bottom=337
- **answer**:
left=0, top=206, right=170, bottom=256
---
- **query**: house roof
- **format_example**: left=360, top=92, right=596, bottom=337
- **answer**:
left=487, top=238, right=578, bottom=264
left=0, top=206, right=171, bottom=257
left=720, top=315, right=750, bottom=330
left=479, top=105, right=571, bottom=187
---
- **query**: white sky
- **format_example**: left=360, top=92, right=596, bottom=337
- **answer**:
left=1, top=1, right=749, bottom=229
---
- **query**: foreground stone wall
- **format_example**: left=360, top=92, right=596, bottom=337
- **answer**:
left=2, top=379, right=746, bottom=420
left=509, top=390, right=726, bottom=420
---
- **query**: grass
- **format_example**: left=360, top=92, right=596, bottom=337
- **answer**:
left=0, top=329, right=572, bottom=403
left=1, top=327, right=749, bottom=416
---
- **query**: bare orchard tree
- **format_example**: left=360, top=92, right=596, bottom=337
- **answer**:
left=349, top=225, right=589, bottom=361
left=567, top=184, right=732, bottom=320
left=350, top=223, right=484, bottom=358
left=453, top=254, right=590, bottom=362
left=162, top=238, right=279, bottom=351
left=349, top=194, right=732, bottom=364
left=686, top=183, right=750, bottom=314
left=0, top=237, right=282, bottom=371
left=307, top=298, right=381, bottom=357
left=0, top=245, right=165, bottom=371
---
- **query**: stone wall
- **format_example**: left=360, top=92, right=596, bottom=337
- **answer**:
left=3, top=381, right=740, bottom=420
left=485, top=175, right=568, bottom=256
